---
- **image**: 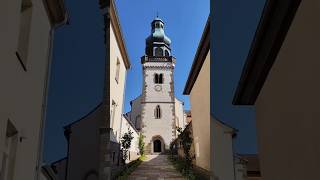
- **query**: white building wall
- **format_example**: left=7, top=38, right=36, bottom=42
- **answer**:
left=120, top=116, right=139, bottom=163
left=143, top=62, right=174, bottom=102
left=141, top=62, right=175, bottom=153
left=142, top=103, right=175, bottom=151
left=110, top=23, right=127, bottom=142
left=0, top=0, right=55, bottom=179
left=175, top=98, right=185, bottom=130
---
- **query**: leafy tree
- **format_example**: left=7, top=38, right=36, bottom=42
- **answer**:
left=138, top=133, right=145, bottom=156
left=121, top=128, right=134, bottom=164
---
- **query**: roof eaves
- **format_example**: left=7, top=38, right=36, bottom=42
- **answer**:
left=183, top=16, right=210, bottom=95
left=233, top=0, right=301, bottom=105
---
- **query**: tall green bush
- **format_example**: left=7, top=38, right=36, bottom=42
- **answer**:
left=138, top=133, right=145, bottom=156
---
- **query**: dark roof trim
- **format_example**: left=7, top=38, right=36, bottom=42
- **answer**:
left=110, top=0, right=131, bottom=69
left=51, top=156, right=67, bottom=165
left=233, top=0, right=301, bottom=105
left=211, top=114, right=238, bottom=136
left=99, top=0, right=130, bottom=69
left=122, top=114, right=139, bottom=133
left=43, top=0, right=68, bottom=27
left=63, top=102, right=103, bottom=129
left=183, top=16, right=210, bottom=95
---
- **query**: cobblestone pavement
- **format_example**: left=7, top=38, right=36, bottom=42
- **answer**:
left=128, top=155, right=185, bottom=180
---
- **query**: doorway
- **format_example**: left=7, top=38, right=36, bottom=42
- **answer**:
left=153, top=139, right=161, bottom=153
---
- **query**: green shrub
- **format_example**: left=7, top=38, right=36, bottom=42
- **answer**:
left=138, top=133, right=145, bottom=156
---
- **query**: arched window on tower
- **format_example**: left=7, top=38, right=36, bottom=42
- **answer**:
left=165, top=50, right=170, bottom=57
left=154, top=73, right=163, bottom=84
left=154, top=73, right=158, bottom=83
left=154, top=105, right=161, bottom=119
left=159, top=74, right=163, bottom=84
left=155, top=47, right=163, bottom=57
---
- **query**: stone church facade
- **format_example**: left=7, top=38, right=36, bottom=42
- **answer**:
left=126, top=17, right=186, bottom=154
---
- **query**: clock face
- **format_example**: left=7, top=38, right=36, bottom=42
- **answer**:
left=154, top=85, right=162, bottom=92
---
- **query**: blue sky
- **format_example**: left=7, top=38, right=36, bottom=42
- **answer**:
left=115, top=0, right=210, bottom=112
left=43, top=0, right=105, bottom=163
left=211, top=0, right=266, bottom=154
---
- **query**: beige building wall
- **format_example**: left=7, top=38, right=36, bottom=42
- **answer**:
left=109, top=22, right=128, bottom=143
left=255, top=1, right=320, bottom=180
left=189, top=51, right=210, bottom=171
left=211, top=116, right=235, bottom=180
left=0, top=0, right=65, bottom=179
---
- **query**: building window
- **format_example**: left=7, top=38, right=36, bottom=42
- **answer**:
left=111, top=100, right=116, bottom=129
left=165, top=50, right=170, bottom=57
left=154, top=105, right=161, bottom=119
left=155, top=47, right=163, bottom=56
left=159, top=74, right=163, bottom=84
left=16, top=0, right=33, bottom=71
left=0, top=120, right=18, bottom=180
left=115, top=58, right=120, bottom=83
left=154, top=73, right=163, bottom=84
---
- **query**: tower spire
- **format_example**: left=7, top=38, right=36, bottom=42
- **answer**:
left=145, top=17, right=172, bottom=57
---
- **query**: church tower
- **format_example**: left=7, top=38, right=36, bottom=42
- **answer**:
left=140, top=17, right=177, bottom=154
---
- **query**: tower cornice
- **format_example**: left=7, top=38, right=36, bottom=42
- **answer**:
left=141, top=55, right=176, bottom=64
